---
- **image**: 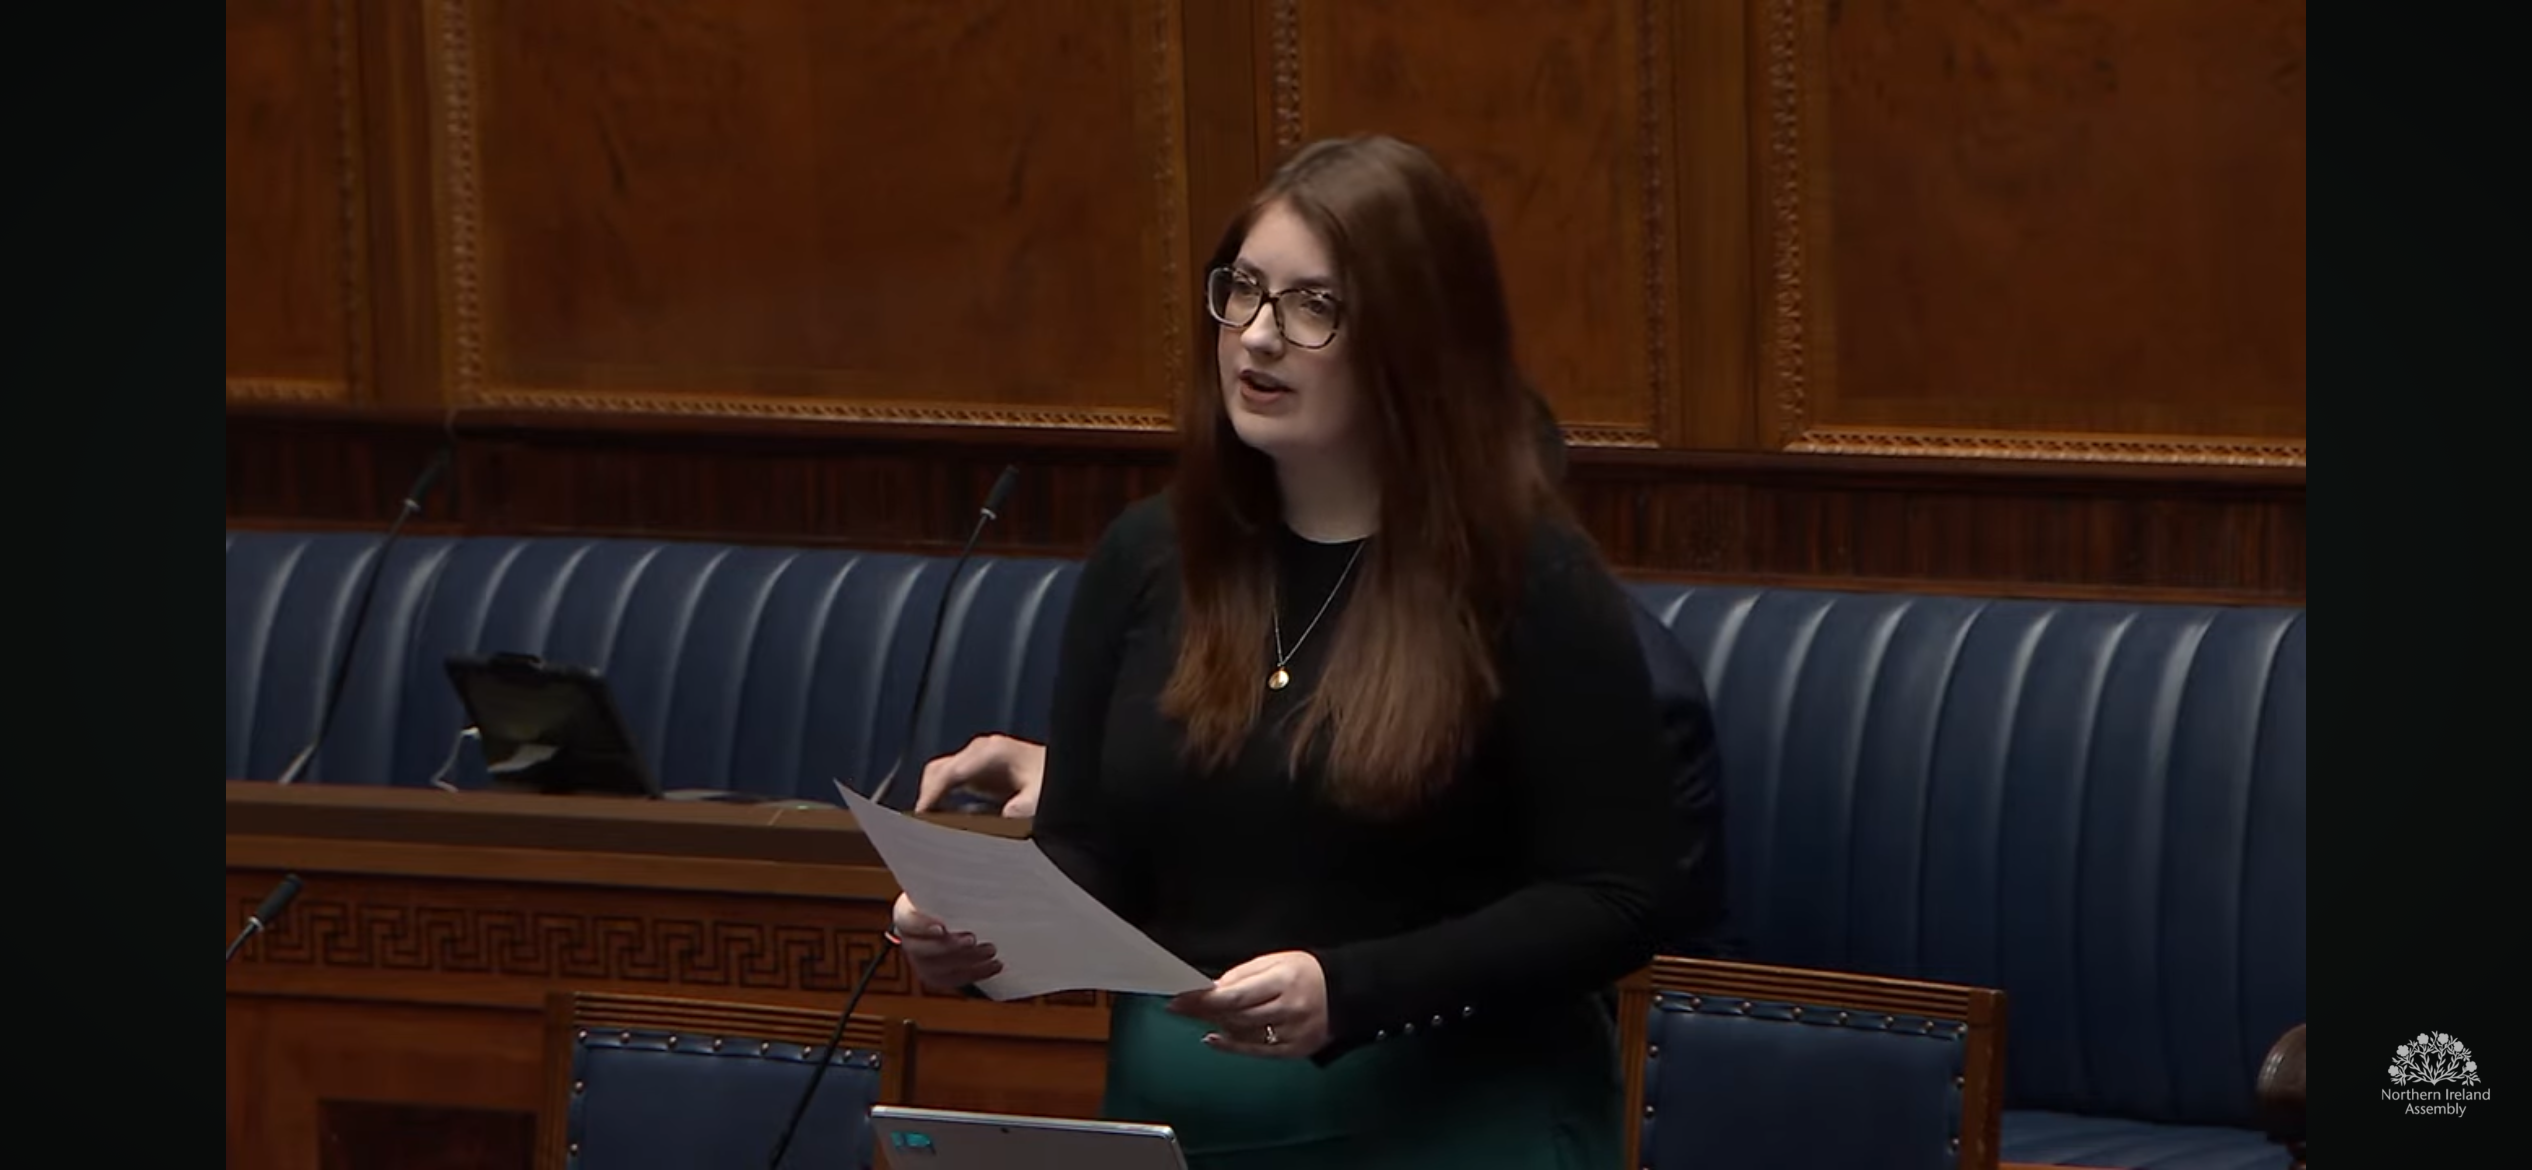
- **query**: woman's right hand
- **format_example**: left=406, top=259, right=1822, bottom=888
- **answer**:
left=891, top=892, right=1003, bottom=990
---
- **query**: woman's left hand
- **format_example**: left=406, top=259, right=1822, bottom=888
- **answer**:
left=1167, top=950, right=1329, bottom=1058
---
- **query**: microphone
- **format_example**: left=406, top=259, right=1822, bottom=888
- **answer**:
left=867, top=464, right=1020, bottom=808
left=275, top=447, right=453, bottom=785
left=227, top=874, right=305, bottom=963
left=768, top=467, right=1015, bottom=1165
left=763, top=934, right=902, bottom=1169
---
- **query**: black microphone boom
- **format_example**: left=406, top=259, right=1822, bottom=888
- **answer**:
left=763, top=934, right=901, bottom=1169
left=276, top=448, right=453, bottom=785
left=227, top=873, right=305, bottom=963
left=867, top=464, right=1020, bottom=807
left=767, top=468, right=1015, bottom=1164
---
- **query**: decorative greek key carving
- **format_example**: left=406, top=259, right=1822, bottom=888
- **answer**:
left=234, top=893, right=1109, bottom=1009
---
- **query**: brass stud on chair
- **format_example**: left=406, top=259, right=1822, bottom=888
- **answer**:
left=618, top=1030, right=633, bottom=1044
left=576, top=1029, right=589, bottom=1042
left=1648, top=1044, right=1662, bottom=1059
left=711, top=1038, right=724, bottom=1051
left=667, top=1035, right=679, bottom=1047
left=571, top=1080, right=585, bottom=1095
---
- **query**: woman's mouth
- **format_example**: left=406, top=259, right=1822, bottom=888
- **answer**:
left=1238, top=369, right=1294, bottom=403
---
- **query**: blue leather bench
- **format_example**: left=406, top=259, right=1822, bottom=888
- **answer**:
left=225, top=529, right=2305, bottom=1170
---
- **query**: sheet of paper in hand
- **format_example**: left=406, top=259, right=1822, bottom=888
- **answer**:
left=837, top=784, right=1213, bottom=1000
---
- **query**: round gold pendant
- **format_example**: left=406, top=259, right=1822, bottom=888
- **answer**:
left=1268, top=668, right=1291, bottom=691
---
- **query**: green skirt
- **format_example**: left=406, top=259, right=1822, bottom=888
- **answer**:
left=1100, top=993, right=1624, bottom=1170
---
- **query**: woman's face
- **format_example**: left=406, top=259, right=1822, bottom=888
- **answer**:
left=1214, top=201, right=1367, bottom=465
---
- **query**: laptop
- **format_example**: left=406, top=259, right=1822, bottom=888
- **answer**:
left=869, top=1105, right=1188, bottom=1170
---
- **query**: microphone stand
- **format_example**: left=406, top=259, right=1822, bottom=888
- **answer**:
left=764, top=934, right=902, bottom=1168
left=867, top=465, right=1018, bottom=807
left=277, top=450, right=450, bottom=785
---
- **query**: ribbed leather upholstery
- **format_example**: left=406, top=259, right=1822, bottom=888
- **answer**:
left=226, top=530, right=2303, bottom=1169
left=224, top=531, right=1078, bottom=799
left=1630, top=585, right=2304, bottom=1170
left=1639, top=990, right=1966, bottom=1170
left=564, top=1025, right=883, bottom=1170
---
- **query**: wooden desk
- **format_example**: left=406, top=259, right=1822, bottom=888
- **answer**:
left=225, top=781, right=1112, bottom=1170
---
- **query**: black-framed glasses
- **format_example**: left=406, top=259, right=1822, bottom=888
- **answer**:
left=1206, top=266, right=1344, bottom=349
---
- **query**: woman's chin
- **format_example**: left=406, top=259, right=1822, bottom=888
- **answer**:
left=1228, top=414, right=1316, bottom=459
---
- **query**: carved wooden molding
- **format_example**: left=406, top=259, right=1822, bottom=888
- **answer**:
left=463, top=389, right=1172, bottom=431
left=1755, top=0, right=2304, bottom=469
left=1141, top=0, right=1192, bottom=423
left=1564, top=423, right=1663, bottom=449
left=1633, top=0, right=1673, bottom=449
left=428, top=0, right=1189, bottom=433
left=1760, top=0, right=1820, bottom=451
left=227, top=379, right=353, bottom=403
left=230, top=891, right=1111, bottom=1010
left=1269, top=0, right=1303, bottom=153
left=1788, top=427, right=2306, bottom=468
left=329, top=0, right=372, bottom=405
left=431, top=0, right=488, bottom=404
left=226, top=0, right=368, bottom=405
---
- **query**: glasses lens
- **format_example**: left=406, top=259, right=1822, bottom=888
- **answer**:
left=1279, top=292, right=1339, bottom=348
left=1207, top=269, right=1261, bottom=328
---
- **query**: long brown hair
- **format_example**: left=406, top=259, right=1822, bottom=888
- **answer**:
left=1162, top=135, right=1563, bottom=817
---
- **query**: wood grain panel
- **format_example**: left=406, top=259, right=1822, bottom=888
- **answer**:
left=229, top=997, right=545, bottom=1170
left=319, top=1101, right=535, bottom=1170
left=224, top=0, right=2306, bottom=604
left=429, top=0, right=1189, bottom=429
left=227, top=0, right=368, bottom=402
left=225, top=782, right=1115, bottom=1169
left=1762, top=0, right=2306, bottom=464
left=226, top=402, right=2302, bottom=602
left=1275, top=0, right=1673, bottom=445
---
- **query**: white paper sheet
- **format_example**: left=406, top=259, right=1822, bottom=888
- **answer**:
left=837, top=784, right=1214, bottom=1001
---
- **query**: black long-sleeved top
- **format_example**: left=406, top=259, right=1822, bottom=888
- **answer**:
left=1030, top=493, right=1673, bottom=1065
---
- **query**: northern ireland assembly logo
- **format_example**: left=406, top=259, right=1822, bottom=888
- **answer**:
left=2386, top=1031, right=2488, bottom=1116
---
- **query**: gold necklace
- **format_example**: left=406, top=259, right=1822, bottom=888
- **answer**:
left=1268, top=541, right=1366, bottom=691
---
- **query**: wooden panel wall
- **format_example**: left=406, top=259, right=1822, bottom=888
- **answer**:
left=225, top=0, right=2305, bottom=603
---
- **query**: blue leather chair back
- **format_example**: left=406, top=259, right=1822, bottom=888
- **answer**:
left=225, top=531, right=1079, bottom=799
left=553, top=993, right=901, bottom=1170
left=1640, top=989, right=1972, bottom=1170
left=228, top=530, right=2306, bottom=1139
left=569, top=1030, right=883, bottom=1170
left=1627, top=584, right=2307, bottom=1131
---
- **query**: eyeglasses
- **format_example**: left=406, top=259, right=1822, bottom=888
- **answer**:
left=1206, top=266, right=1344, bottom=349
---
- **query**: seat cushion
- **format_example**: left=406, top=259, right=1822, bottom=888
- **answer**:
left=2002, top=1109, right=2286, bottom=1170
